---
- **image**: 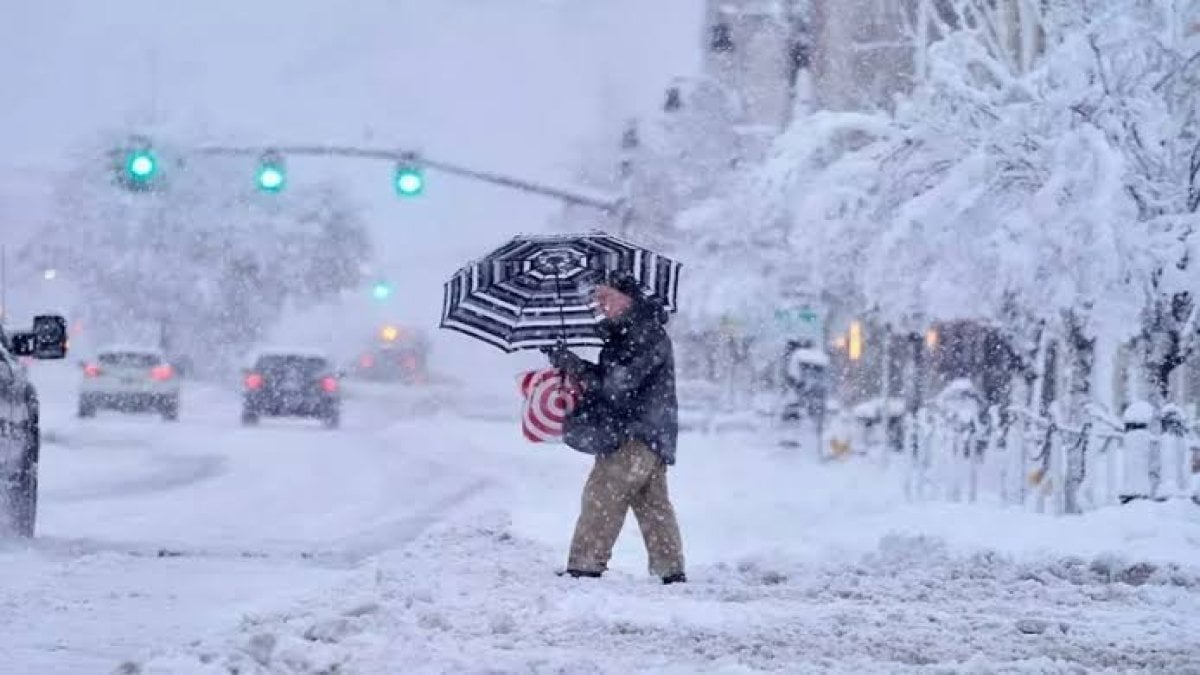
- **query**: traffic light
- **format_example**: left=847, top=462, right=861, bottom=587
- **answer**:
left=116, top=136, right=160, bottom=190
left=371, top=281, right=393, bottom=301
left=394, top=163, right=425, bottom=197
left=255, top=151, right=286, bottom=193
left=126, top=149, right=158, bottom=182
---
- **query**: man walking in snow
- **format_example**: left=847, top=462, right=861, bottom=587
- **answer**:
left=547, top=272, right=686, bottom=584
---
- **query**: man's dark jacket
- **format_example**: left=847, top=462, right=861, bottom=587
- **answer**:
left=554, top=297, right=678, bottom=465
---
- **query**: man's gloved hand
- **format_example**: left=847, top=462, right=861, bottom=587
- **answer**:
left=543, top=343, right=575, bottom=371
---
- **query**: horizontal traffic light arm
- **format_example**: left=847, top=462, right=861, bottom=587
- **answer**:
left=195, top=144, right=622, bottom=213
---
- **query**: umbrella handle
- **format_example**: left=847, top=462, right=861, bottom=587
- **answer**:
left=539, top=339, right=567, bottom=355
left=552, top=272, right=568, bottom=344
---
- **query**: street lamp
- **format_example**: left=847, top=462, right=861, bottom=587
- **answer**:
left=925, top=327, right=939, bottom=350
left=848, top=321, right=864, bottom=361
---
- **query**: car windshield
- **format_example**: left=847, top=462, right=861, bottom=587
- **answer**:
left=255, top=355, right=328, bottom=376
left=98, top=352, right=160, bottom=368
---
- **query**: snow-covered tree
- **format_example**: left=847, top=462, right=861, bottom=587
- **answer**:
left=1066, top=0, right=1200, bottom=403
left=679, top=0, right=1200, bottom=418
left=24, top=136, right=370, bottom=373
left=624, top=77, right=744, bottom=250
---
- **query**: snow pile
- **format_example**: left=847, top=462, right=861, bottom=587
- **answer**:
left=17, top=396, right=1198, bottom=673
left=126, top=419, right=1200, bottom=674
left=136, top=509, right=1200, bottom=674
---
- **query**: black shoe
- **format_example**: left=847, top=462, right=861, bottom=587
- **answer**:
left=662, top=573, right=687, bottom=585
left=557, top=568, right=602, bottom=579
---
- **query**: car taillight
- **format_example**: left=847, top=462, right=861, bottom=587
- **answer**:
left=84, top=363, right=101, bottom=378
left=359, top=354, right=375, bottom=368
left=150, top=365, right=174, bottom=381
left=245, top=373, right=264, bottom=390
left=320, top=376, right=338, bottom=393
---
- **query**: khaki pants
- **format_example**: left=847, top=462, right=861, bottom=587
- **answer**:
left=568, top=440, right=684, bottom=577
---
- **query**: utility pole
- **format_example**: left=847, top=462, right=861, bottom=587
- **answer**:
left=617, top=119, right=640, bottom=237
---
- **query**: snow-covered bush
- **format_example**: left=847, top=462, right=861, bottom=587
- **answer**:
left=681, top=0, right=1200, bottom=417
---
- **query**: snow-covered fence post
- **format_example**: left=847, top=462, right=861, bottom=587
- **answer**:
left=1102, top=436, right=1119, bottom=507
left=1159, top=405, right=1192, bottom=500
left=1012, top=415, right=1032, bottom=504
left=988, top=406, right=1013, bottom=504
left=903, top=409, right=919, bottom=472
left=905, top=408, right=934, bottom=502
left=966, top=418, right=989, bottom=504
left=904, top=411, right=919, bottom=500
left=952, top=424, right=968, bottom=502
left=1028, top=421, right=1055, bottom=514
left=1048, top=425, right=1066, bottom=516
left=945, top=416, right=975, bottom=503
left=1063, top=423, right=1088, bottom=515
left=1119, top=401, right=1157, bottom=503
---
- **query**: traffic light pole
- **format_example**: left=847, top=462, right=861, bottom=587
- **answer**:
left=195, top=144, right=621, bottom=213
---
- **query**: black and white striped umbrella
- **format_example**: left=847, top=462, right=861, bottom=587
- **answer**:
left=440, top=232, right=681, bottom=352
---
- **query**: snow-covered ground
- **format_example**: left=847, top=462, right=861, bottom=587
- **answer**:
left=1, top=362, right=1197, bottom=673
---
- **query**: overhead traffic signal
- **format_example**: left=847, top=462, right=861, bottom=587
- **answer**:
left=116, top=136, right=161, bottom=191
left=255, top=151, right=286, bottom=193
left=126, top=150, right=158, bottom=181
left=371, top=281, right=393, bottom=301
left=394, top=163, right=425, bottom=197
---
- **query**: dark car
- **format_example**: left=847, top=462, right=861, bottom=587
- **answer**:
left=1, top=315, right=68, bottom=537
left=241, top=351, right=341, bottom=428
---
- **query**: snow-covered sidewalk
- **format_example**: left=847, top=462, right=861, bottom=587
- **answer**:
left=135, top=416, right=1200, bottom=673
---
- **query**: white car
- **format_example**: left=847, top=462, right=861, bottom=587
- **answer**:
left=78, top=347, right=180, bottom=420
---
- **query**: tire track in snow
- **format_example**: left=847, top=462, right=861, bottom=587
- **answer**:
left=320, top=476, right=494, bottom=565
left=43, top=452, right=228, bottom=502
left=32, top=411, right=499, bottom=567
left=28, top=476, right=493, bottom=568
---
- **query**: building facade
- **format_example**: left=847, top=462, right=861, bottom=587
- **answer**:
left=703, top=0, right=1046, bottom=119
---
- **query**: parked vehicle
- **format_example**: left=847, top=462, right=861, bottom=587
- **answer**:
left=1, top=315, right=69, bottom=537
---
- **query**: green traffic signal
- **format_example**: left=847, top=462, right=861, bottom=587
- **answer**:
left=394, top=165, right=424, bottom=197
left=256, top=165, right=285, bottom=192
left=125, top=149, right=158, bottom=182
left=114, top=136, right=162, bottom=191
left=255, top=152, right=286, bottom=193
left=371, top=282, right=393, bottom=300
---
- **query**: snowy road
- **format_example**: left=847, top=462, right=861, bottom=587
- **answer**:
left=1, top=365, right=495, bottom=673
left=3, top=363, right=1200, bottom=673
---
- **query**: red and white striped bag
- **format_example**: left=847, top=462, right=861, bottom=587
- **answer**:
left=518, top=368, right=582, bottom=443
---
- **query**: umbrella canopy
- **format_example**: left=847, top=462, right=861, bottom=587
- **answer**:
left=441, top=232, right=681, bottom=352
